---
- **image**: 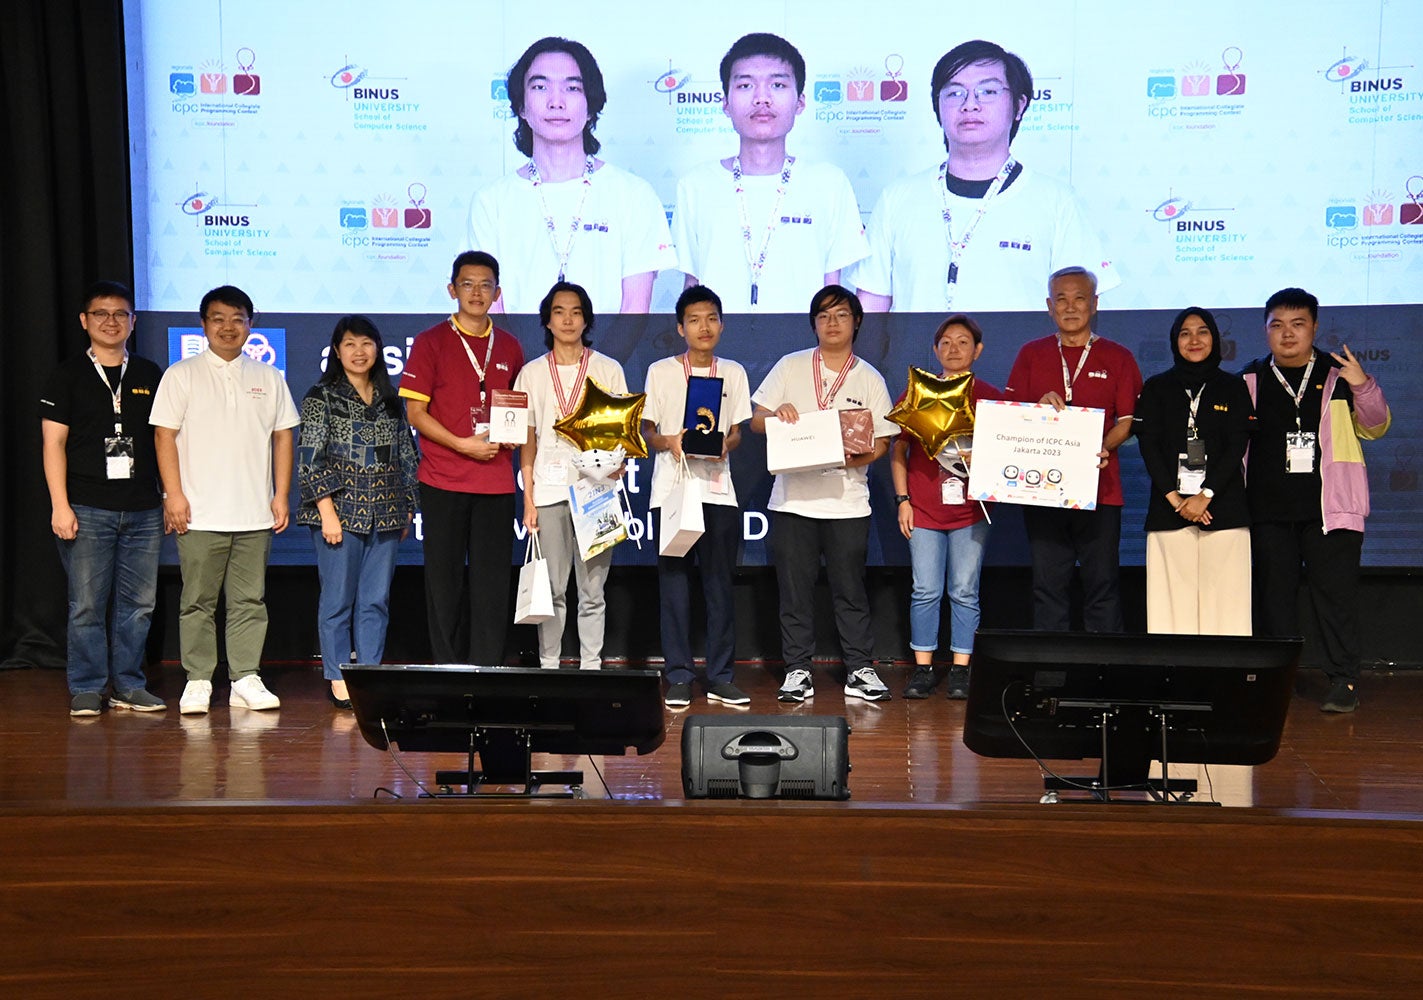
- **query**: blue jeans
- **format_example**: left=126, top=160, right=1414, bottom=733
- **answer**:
left=312, top=527, right=401, bottom=680
left=56, top=505, right=162, bottom=695
left=908, top=520, right=990, bottom=655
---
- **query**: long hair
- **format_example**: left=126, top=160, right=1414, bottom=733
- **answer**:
left=321, top=315, right=399, bottom=414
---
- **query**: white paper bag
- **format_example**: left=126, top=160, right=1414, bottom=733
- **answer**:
left=513, top=531, right=555, bottom=625
left=765, top=408, right=846, bottom=475
left=659, top=457, right=705, bottom=558
left=569, top=477, right=628, bottom=561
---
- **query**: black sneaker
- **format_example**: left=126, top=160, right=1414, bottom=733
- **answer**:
left=1321, top=680, right=1359, bottom=713
left=902, top=665, right=937, bottom=699
left=69, top=692, right=103, bottom=717
left=111, top=688, right=167, bottom=712
left=945, top=665, right=970, bottom=700
left=845, top=667, right=892, bottom=702
left=706, top=681, right=751, bottom=706
left=664, top=682, right=693, bottom=708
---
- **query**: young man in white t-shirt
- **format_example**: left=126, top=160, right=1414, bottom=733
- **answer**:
left=642, top=285, right=753, bottom=707
left=672, top=33, right=867, bottom=313
left=515, top=281, right=628, bottom=669
left=150, top=285, right=300, bottom=715
left=854, top=39, right=1118, bottom=313
left=468, top=37, right=675, bottom=315
left=750, top=285, right=898, bottom=703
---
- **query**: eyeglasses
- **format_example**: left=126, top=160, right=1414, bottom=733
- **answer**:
left=86, top=310, right=132, bottom=323
left=455, top=280, right=497, bottom=294
left=203, top=314, right=251, bottom=328
left=939, top=84, right=1006, bottom=106
left=816, top=309, right=856, bottom=325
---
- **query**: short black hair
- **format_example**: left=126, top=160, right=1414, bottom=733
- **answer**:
left=200, top=285, right=254, bottom=320
left=451, top=250, right=500, bottom=287
left=507, top=37, right=606, bottom=157
left=1264, top=287, right=1319, bottom=323
left=809, top=284, right=864, bottom=343
left=319, top=315, right=400, bottom=415
left=82, top=280, right=135, bottom=313
left=675, top=284, right=723, bottom=325
left=539, top=281, right=595, bottom=351
left=930, top=40, right=1033, bottom=146
left=719, top=33, right=806, bottom=95
left=934, top=313, right=984, bottom=347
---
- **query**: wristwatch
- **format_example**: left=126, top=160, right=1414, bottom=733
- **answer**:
left=895, top=494, right=911, bottom=505
left=1200, top=488, right=1214, bottom=499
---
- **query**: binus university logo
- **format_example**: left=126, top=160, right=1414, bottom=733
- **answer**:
left=1149, top=190, right=1246, bottom=264
left=168, top=328, right=287, bottom=377
left=652, top=59, right=719, bottom=107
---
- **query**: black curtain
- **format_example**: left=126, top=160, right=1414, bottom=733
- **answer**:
left=0, top=0, right=132, bottom=667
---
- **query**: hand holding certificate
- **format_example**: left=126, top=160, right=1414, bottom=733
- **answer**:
left=967, top=400, right=1103, bottom=510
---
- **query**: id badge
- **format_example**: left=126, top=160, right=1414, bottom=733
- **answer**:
left=1185, top=436, right=1207, bottom=467
left=1176, top=454, right=1205, bottom=495
left=941, top=476, right=965, bottom=506
left=545, top=460, right=571, bottom=486
left=105, top=435, right=135, bottom=480
left=1285, top=431, right=1316, bottom=474
left=469, top=403, right=490, bottom=435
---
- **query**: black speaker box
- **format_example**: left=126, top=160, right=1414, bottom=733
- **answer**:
left=681, top=714, right=851, bottom=800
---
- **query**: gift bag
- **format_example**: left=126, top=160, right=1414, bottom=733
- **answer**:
left=513, top=531, right=555, bottom=625
left=659, top=457, right=706, bottom=558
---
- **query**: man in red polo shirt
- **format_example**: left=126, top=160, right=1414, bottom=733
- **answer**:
left=399, top=251, right=525, bottom=664
left=1005, top=266, right=1142, bottom=632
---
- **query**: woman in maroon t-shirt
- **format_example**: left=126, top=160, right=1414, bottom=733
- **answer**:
left=890, top=314, right=1001, bottom=700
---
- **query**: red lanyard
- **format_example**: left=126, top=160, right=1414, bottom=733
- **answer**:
left=812, top=348, right=856, bottom=411
left=548, top=349, right=592, bottom=418
left=680, top=353, right=717, bottom=381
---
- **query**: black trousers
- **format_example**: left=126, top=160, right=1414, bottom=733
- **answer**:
left=1252, top=520, right=1362, bottom=683
left=769, top=512, right=873, bottom=674
left=1021, top=505, right=1124, bottom=632
left=418, top=485, right=514, bottom=665
left=658, top=503, right=740, bottom=686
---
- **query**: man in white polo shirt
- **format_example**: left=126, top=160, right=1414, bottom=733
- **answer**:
left=854, top=39, right=1118, bottom=313
left=751, top=285, right=897, bottom=703
left=151, top=285, right=300, bottom=715
left=672, top=32, right=867, bottom=312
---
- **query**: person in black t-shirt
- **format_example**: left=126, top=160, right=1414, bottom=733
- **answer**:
left=1241, top=287, right=1391, bottom=714
left=39, top=281, right=166, bottom=717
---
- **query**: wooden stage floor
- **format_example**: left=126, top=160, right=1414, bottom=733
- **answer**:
left=1, top=661, right=1421, bottom=810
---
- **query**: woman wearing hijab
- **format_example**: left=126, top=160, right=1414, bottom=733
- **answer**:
left=1133, top=307, right=1254, bottom=635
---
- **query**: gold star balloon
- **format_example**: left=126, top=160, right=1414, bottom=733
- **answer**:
left=886, top=367, right=976, bottom=460
left=553, top=378, right=649, bottom=458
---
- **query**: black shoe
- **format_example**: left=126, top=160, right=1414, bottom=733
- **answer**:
left=945, top=665, right=970, bottom=701
left=1321, top=680, right=1358, bottom=714
left=902, top=665, right=937, bottom=699
left=705, top=681, right=751, bottom=706
left=327, top=686, right=353, bottom=711
left=664, top=682, right=693, bottom=708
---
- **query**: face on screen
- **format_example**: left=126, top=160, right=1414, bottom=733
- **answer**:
left=1265, top=307, right=1318, bottom=367
left=547, top=290, right=588, bottom=346
left=938, top=59, right=1025, bottom=153
left=1047, top=273, right=1097, bottom=337
left=722, top=55, right=805, bottom=141
left=521, top=51, right=589, bottom=148
left=934, top=324, right=983, bottom=375
left=678, top=301, right=723, bottom=354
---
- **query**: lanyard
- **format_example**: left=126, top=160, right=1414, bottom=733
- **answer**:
left=680, top=353, right=717, bottom=381
left=89, top=349, right=127, bottom=432
left=812, top=348, right=856, bottom=411
left=548, top=348, right=592, bottom=418
left=1056, top=335, right=1097, bottom=404
left=732, top=155, right=794, bottom=306
left=939, top=157, right=1016, bottom=306
left=1184, top=385, right=1206, bottom=437
left=450, top=316, right=495, bottom=389
left=528, top=154, right=596, bottom=282
left=1269, top=353, right=1316, bottom=433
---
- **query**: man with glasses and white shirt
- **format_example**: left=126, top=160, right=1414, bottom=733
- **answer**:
left=40, top=281, right=166, bottom=717
left=151, top=285, right=300, bottom=715
left=854, top=40, right=1118, bottom=313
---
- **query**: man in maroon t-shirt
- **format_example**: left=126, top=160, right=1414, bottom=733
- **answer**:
left=399, top=251, right=525, bottom=664
left=1004, top=266, right=1142, bottom=632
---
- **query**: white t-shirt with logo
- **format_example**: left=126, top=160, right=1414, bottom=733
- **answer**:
left=514, top=350, right=628, bottom=508
left=467, top=162, right=677, bottom=315
left=751, top=348, right=898, bottom=519
left=852, top=163, right=1120, bottom=312
left=642, top=355, right=752, bottom=509
left=149, top=350, right=301, bottom=531
left=672, top=159, right=868, bottom=313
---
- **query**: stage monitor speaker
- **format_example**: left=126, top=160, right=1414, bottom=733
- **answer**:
left=681, top=714, right=850, bottom=800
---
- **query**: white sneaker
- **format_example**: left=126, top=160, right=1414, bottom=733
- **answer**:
left=845, top=666, right=892, bottom=702
left=230, top=674, right=280, bottom=711
left=778, top=668, right=814, bottom=703
left=179, top=679, right=213, bottom=716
